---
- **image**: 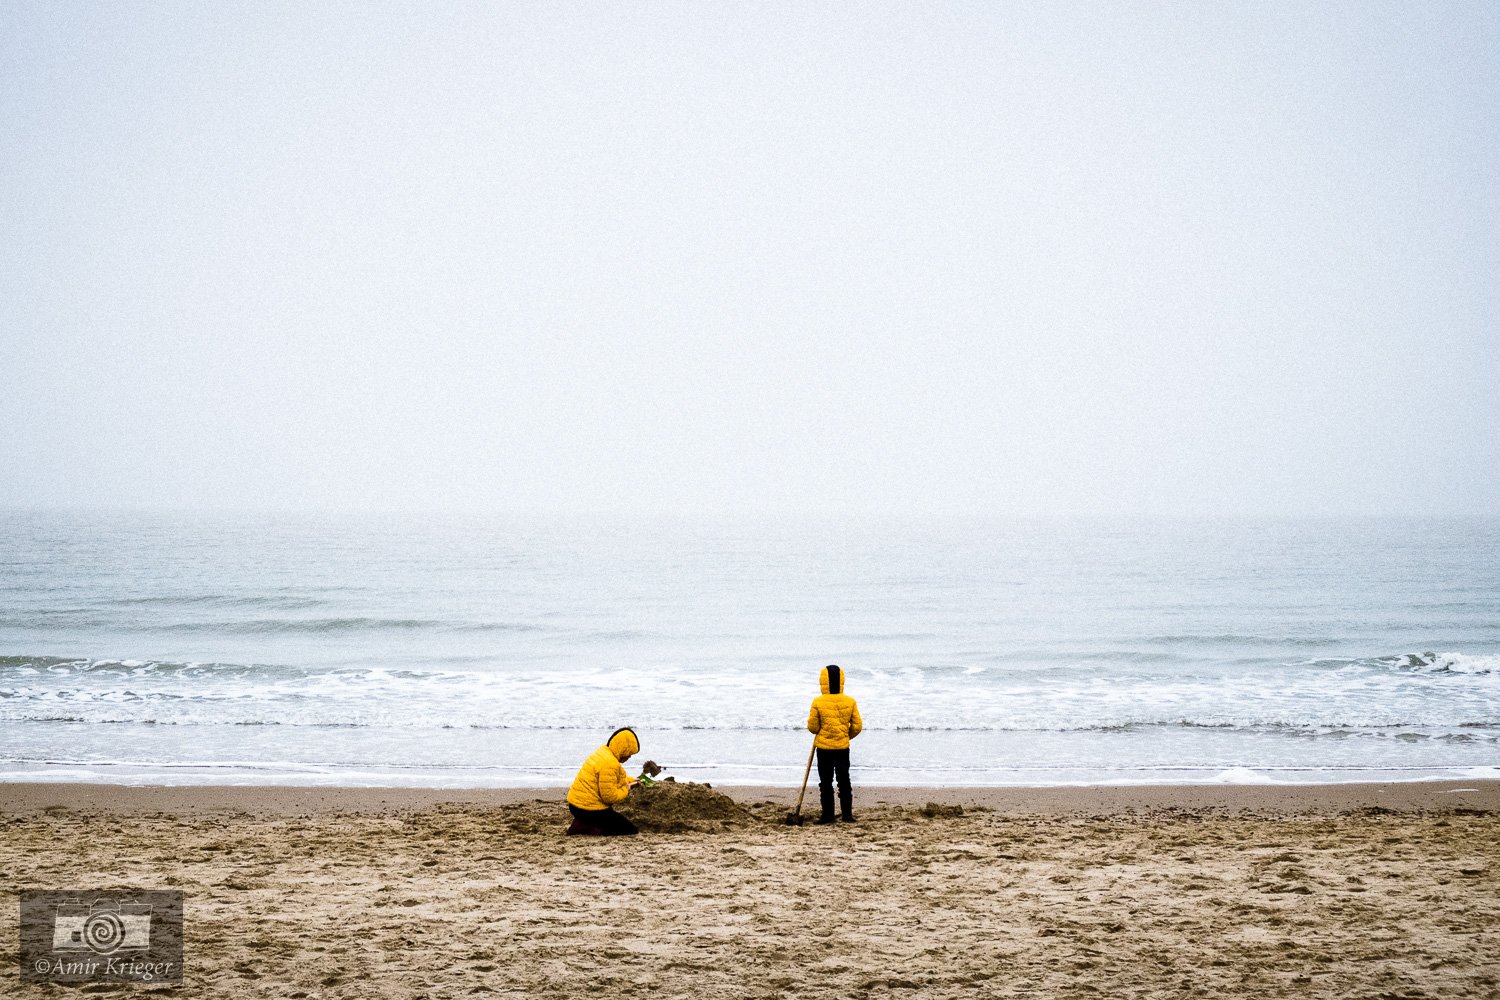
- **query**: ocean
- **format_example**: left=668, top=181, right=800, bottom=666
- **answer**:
left=1, top=510, right=1496, bottom=787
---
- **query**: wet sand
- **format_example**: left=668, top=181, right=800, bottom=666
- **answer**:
left=3, top=781, right=1497, bottom=998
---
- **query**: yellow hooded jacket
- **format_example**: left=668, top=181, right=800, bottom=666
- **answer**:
left=567, top=728, right=640, bottom=811
left=807, top=665, right=863, bottom=750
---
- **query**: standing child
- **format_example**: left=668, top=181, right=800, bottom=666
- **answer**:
left=807, top=664, right=863, bottom=824
left=566, top=727, right=641, bottom=836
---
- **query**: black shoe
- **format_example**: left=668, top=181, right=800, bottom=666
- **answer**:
left=840, top=814, right=856, bottom=823
left=814, top=815, right=835, bottom=825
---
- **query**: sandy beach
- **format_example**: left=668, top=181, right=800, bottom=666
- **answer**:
left=2, top=781, right=1497, bottom=998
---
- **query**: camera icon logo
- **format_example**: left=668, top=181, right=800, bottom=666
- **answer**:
left=51, top=899, right=153, bottom=955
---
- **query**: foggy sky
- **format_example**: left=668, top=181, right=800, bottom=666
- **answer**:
left=3, top=2, right=1497, bottom=519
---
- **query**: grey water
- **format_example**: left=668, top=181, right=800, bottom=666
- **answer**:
left=1, top=509, right=1497, bottom=787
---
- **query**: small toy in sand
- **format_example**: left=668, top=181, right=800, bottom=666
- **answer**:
left=637, top=760, right=666, bottom=786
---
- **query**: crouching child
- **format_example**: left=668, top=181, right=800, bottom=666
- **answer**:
left=566, top=727, right=641, bottom=836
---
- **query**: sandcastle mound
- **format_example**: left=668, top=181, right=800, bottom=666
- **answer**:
left=616, top=780, right=753, bottom=833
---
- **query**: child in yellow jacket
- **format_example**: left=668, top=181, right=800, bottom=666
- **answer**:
left=807, top=665, right=863, bottom=823
left=566, top=727, right=641, bottom=836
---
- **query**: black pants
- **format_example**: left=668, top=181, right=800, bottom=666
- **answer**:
left=816, top=747, right=853, bottom=820
left=567, top=804, right=639, bottom=836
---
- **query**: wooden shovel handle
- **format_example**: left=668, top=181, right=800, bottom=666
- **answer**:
left=793, top=739, right=817, bottom=815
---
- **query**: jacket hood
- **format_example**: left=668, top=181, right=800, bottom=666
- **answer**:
left=605, top=727, right=640, bottom=760
left=819, top=665, right=845, bottom=695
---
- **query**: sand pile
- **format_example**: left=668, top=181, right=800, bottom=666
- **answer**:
left=617, top=780, right=754, bottom=832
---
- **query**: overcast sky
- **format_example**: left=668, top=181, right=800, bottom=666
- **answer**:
left=3, top=2, right=1496, bottom=519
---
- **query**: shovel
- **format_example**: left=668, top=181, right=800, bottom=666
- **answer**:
left=784, top=739, right=817, bottom=826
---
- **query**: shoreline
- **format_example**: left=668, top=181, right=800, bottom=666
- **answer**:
left=3, top=778, right=1496, bottom=816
